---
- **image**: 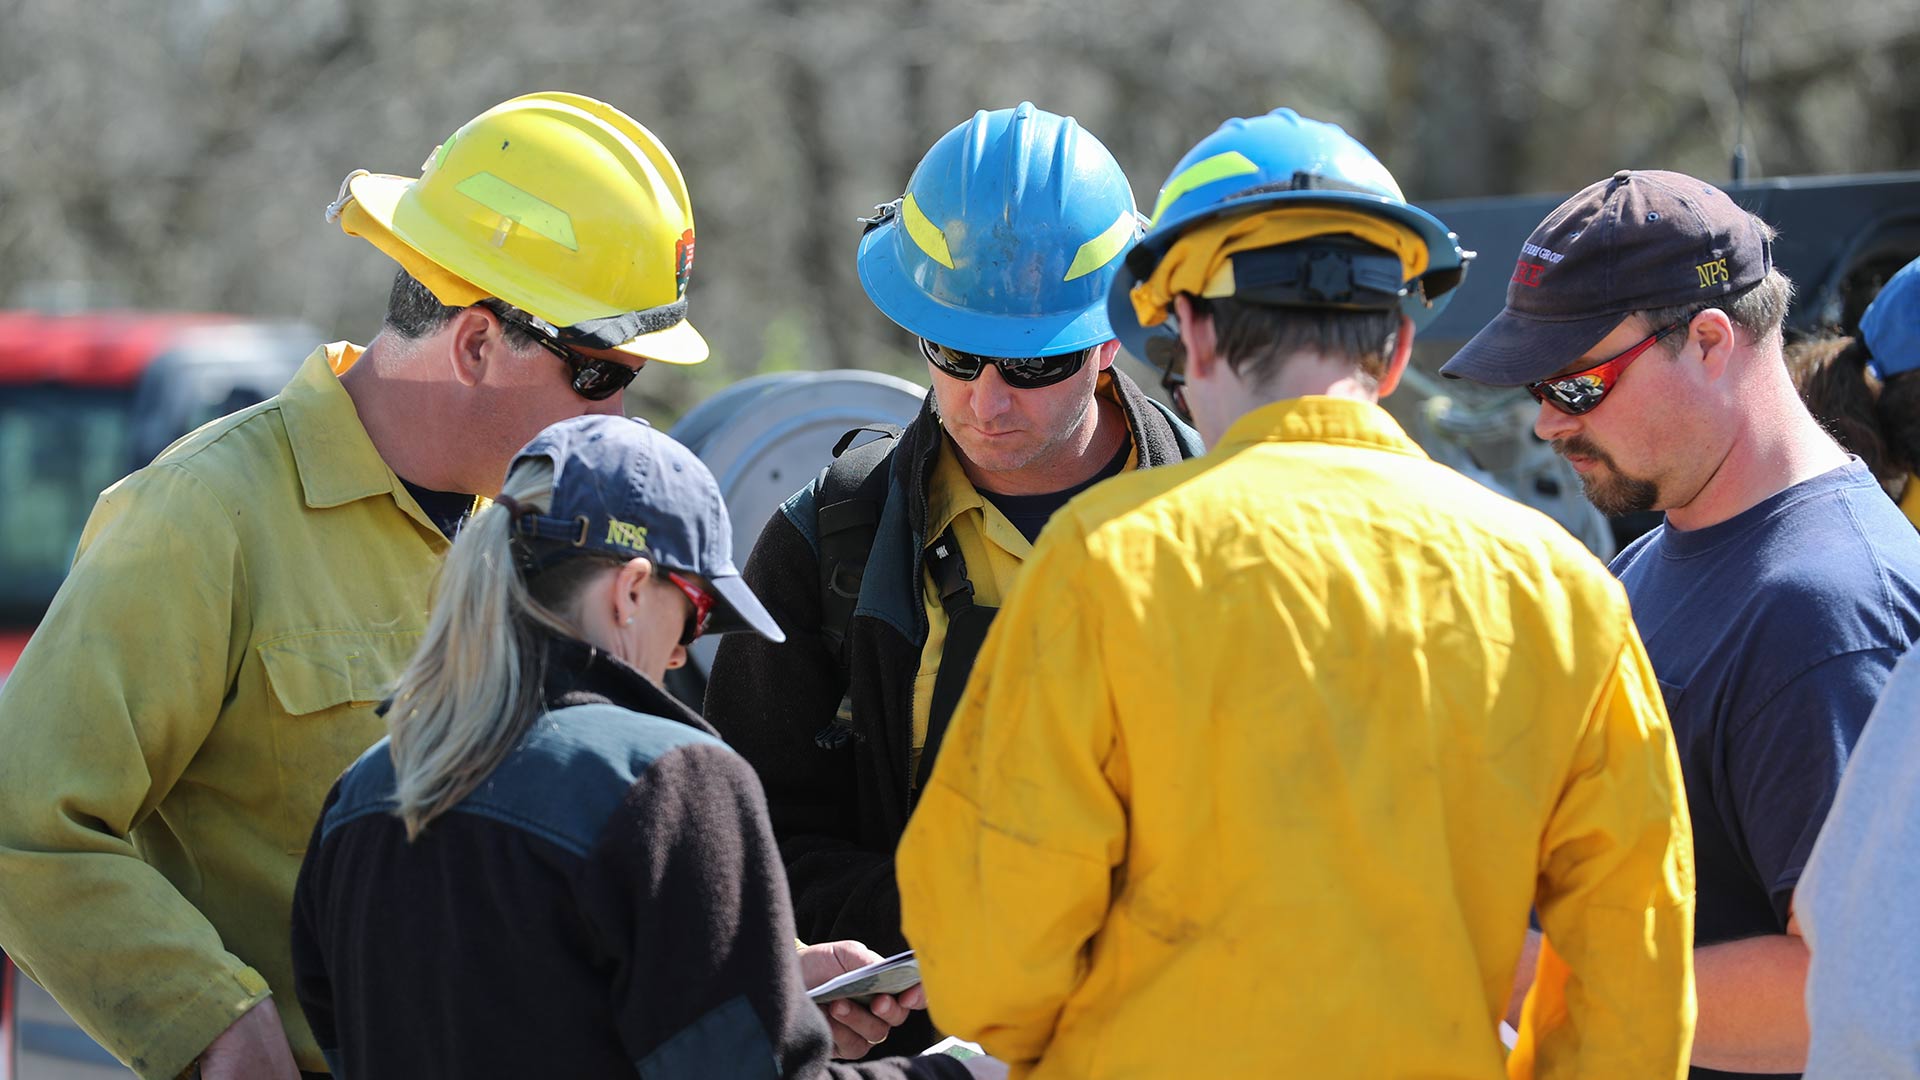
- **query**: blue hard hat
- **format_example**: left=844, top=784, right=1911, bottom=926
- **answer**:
left=1107, top=108, right=1473, bottom=364
left=1861, top=255, right=1920, bottom=380
left=857, top=102, right=1140, bottom=357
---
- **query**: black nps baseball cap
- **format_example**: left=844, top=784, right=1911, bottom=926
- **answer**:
left=507, top=415, right=784, bottom=642
left=1440, top=169, right=1774, bottom=386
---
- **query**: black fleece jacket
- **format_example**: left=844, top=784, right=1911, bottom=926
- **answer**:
left=702, top=371, right=1201, bottom=1049
left=290, top=635, right=964, bottom=1080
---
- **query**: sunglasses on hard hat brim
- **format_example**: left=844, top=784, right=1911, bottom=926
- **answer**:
left=1137, top=318, right=1194, bottom=423
left=478, top=300, right=645, bottom=402
left=918, top=338, right=1094, bottom=390
left=1526, top=321, right=1682, bottom=417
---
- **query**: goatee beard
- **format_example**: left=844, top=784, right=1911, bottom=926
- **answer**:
left=1555, top=436, right=1660, bottom=517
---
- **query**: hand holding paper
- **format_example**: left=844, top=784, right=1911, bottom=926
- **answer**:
left=806, top=948, right=922, bottom=1003
left=797, top=942, right=926, bottom=1059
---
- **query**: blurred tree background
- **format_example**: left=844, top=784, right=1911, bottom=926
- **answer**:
left=3, top=0, right=1918, bottom=421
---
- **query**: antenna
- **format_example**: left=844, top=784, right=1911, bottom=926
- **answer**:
left=1731, top=0, right=1754, bottom=183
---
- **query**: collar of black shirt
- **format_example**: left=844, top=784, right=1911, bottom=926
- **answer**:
left=539, top=633, right=718, bottom=737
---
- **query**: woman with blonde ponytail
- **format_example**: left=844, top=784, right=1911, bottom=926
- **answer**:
left=289, top=415, right=995, bottom=1080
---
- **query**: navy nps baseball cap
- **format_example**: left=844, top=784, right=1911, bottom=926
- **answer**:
left=504, top=415, right=784, bottom=642
left=1860, top=254, right=1920, bottom=380
left=1440, top=169, right=1774, bottom=386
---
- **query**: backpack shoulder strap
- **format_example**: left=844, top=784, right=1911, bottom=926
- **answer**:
left=811, top=425, right=901, bottom=746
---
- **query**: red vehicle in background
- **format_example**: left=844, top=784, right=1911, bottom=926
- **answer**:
left=0, top=312, right=313, bottom=677
left=0, top=310, right=312, bottom=1079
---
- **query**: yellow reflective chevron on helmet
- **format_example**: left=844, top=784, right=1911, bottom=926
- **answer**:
left=454, top=173, right=579, bottom=251
left=1064, top=210, right=1137, bottom=282
left=901, top=193, right=955, bottom=269
left=1150, top=151, right=1260, bottom=225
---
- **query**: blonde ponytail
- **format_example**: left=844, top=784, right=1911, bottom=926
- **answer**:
left=386, top=458, right=603, bottom=839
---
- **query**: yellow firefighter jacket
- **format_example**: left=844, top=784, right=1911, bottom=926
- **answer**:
left=898, top=395, right=1696, bottom=1080
left=0, top=345, right=447, bottom=1078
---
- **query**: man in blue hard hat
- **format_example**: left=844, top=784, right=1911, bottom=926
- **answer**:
left=895, top=109, right=1696, bottom=1077
left=703, top=102, right=1202, bottom=1053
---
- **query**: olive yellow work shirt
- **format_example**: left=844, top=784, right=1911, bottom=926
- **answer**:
left=899, top=396, right=1697, bottom=1080
left=911, top=376, right=1138, bottom=783
left=0, top=344, right=449, bottom=1078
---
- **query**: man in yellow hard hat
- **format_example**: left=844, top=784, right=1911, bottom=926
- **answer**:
left=0, top=93, right=707, bottom=1079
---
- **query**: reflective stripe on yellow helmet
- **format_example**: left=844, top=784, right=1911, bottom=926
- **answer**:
left=454, top=173, right=579, bottom=251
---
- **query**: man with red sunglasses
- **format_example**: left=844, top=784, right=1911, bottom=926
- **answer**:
left=703, top=103, right=1201, bottom=1054
left=1443, top=169, right=1920, bottom=1079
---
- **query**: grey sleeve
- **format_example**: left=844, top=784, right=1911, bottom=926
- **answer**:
left=1801, top=647, right=1920, bottom=1079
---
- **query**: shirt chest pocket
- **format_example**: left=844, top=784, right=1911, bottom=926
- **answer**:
left=1655, top=676, right=1690, bottom=719
left=258, top=630, right=419, bottom=852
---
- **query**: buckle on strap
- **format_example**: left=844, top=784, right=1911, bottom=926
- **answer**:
left=512, top=511, right=593, bottom=547
left=857, top=198, right=902, bottom=231
left=925, top=528, right=976, bottom=616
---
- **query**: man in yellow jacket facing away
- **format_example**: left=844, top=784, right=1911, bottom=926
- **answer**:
left=896, top=109, right=1698, bottom=1079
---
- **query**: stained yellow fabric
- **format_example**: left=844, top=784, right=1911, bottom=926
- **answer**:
left=1129, top=206, right=1430, bottom=328
left=0, top=345, right=449, bottom=1078
left=910, top=376, right=1138, bottom=783
left=1900, top=471, right=1920, bottom=530
left=899, top=396, right=1696, bottom=1080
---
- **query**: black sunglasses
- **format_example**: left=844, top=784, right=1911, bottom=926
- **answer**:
left=479, top=302, right=643, bottom=401
left=918, top=337, right=1092, bottom=390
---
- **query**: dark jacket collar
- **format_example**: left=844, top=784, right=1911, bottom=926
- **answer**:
left=856, top=367, right=1201, bottom=645
left=539, top=633, right=719, bottom=738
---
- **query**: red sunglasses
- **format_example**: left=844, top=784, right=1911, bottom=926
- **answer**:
left=1527, top=322, right=1684, bottom=416
left=665, top=571, right=715, bottom=646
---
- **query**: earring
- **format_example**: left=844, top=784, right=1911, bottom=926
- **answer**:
left=623, top=615, right=634, bottom=626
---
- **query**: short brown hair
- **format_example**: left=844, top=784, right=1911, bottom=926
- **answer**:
left=1639, top=219, right=1794, bottom=353
left=1193, top=296, right=1399, bottom=390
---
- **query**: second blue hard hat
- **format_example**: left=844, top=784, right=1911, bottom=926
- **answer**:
left=1861, top=254, right=1920, bottom=380
left=1108, top=108, right=1473, bottom=364
left=857, top=102, right=1140, bottom=357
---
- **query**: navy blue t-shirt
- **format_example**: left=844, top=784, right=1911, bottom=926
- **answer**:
left=1612, top=459, right=1920, bottom=1078
left=399, top=476, right=477, bottom=540
left=980, top=437, right=1130, bottom=544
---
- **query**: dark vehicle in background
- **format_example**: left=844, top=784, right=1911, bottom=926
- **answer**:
left=1386, top=170, right=1920, bottom=556
left=0, top=311, right=311, bottom=1080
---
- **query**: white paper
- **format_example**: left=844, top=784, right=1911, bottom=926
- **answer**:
left=806, top=949, right=920, bottom=1003
left=922, top=1035, right=987, bottom=1059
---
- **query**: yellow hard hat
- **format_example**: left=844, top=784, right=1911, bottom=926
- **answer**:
left=328, top=92, right=707, bottom=365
